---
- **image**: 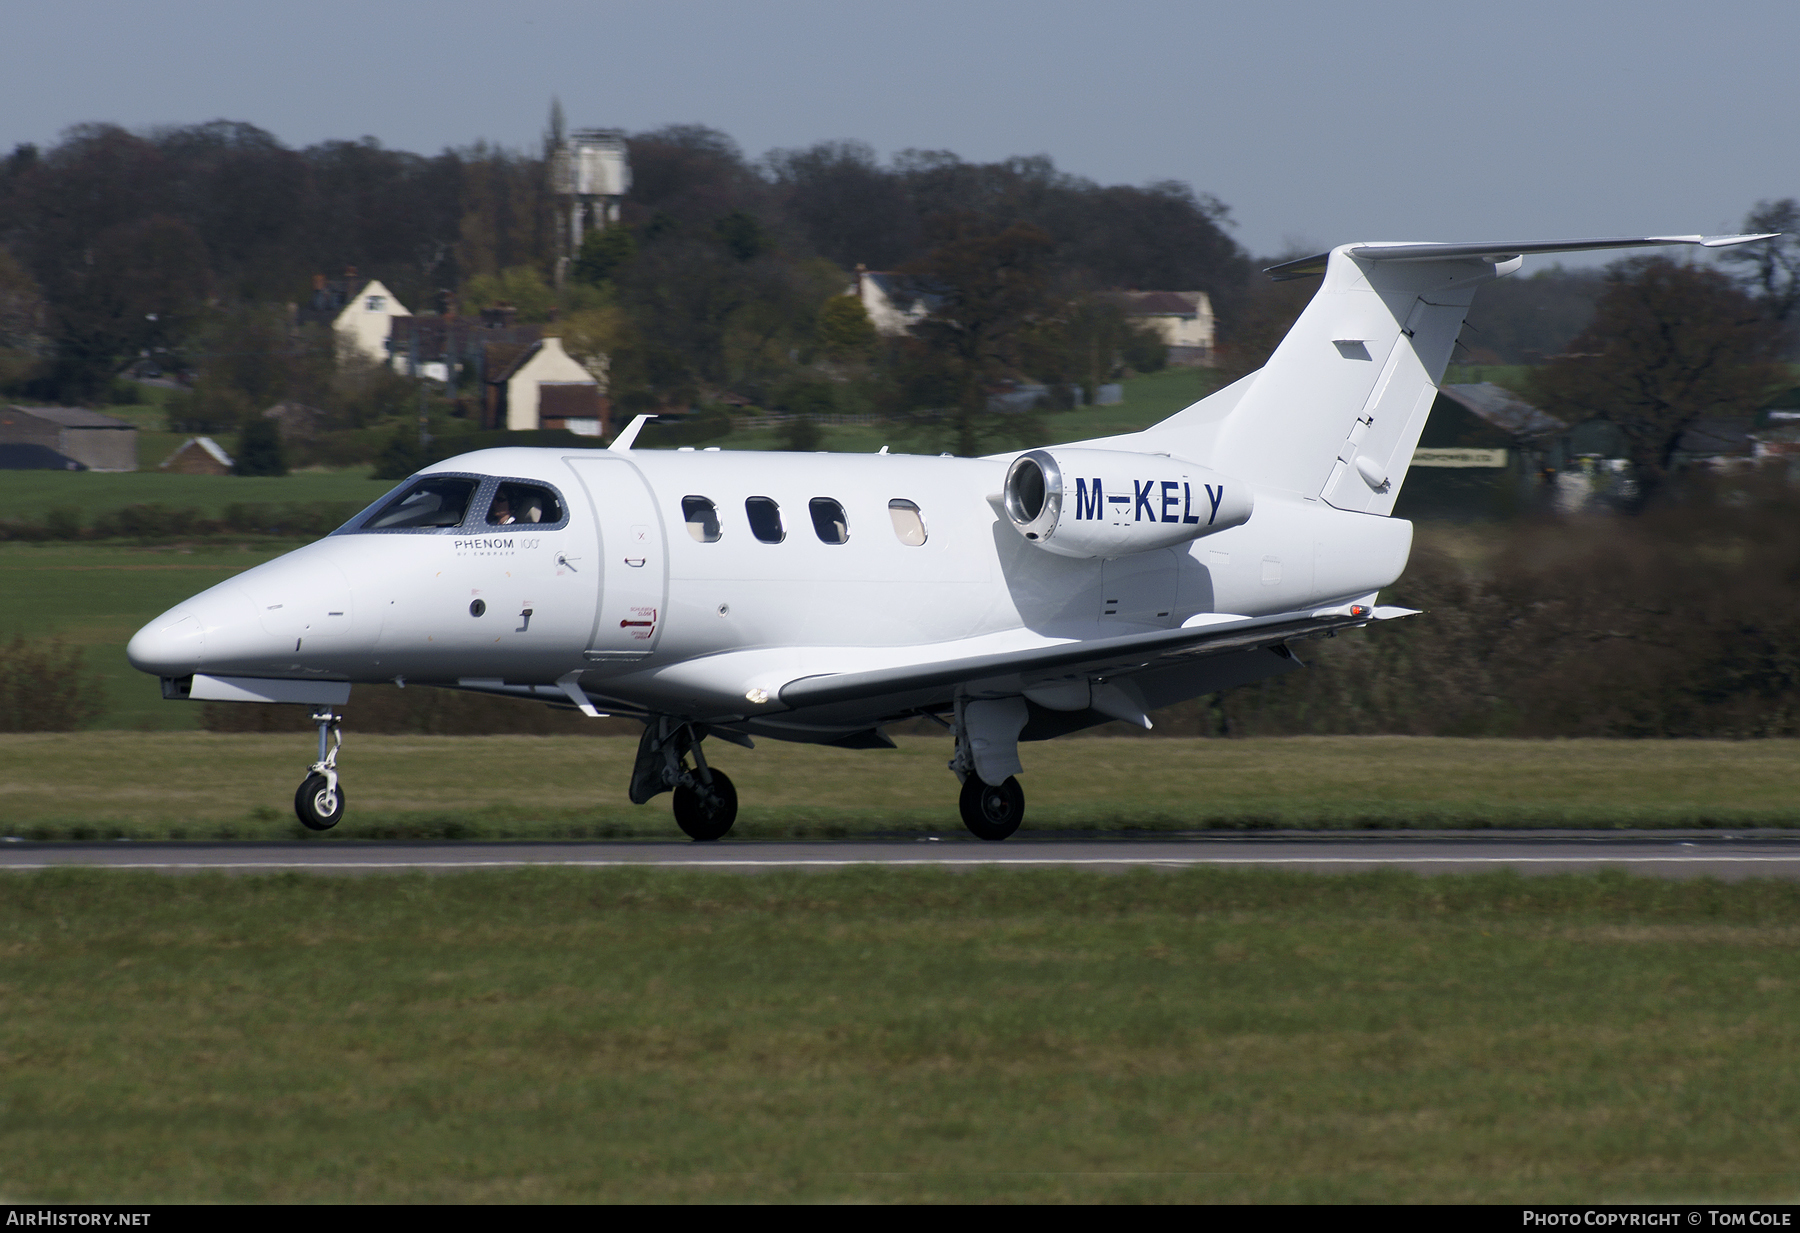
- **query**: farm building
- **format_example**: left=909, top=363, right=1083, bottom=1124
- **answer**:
left=160, top=437, right=235, bottom=475
left=0, top=406, right=137, bottom=471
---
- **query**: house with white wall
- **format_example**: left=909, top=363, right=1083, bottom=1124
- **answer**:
left=486, top=336, right=608, bottom=435
left=1110, top=291, right=1216, bottom=365
left=333, top=280, right=410, bottom=365
left=851, top=265, right=934, bottom=336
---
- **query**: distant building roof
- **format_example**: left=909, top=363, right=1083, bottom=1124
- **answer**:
left=388, top=316, right=541, bottom=357
left=1677, top=417, right=1754, bottom=456
left=1437, top=383, right=1565, bottom=440
left=161, top=436, right=234, bottom=469
left=1109, top=290, right=1208, bottom=317
left=8, top=405, right=135, bottom=430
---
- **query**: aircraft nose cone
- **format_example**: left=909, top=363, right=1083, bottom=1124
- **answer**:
left=126, top=610, right=204, bottom=676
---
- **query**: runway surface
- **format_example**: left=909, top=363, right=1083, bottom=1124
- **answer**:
left=7, top=831, right=1800, bottom=878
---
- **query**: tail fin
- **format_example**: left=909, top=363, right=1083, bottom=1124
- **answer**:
left=1097, top=232, right=1777, bottom=515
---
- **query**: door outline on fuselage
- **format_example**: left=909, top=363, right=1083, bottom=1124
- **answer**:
left=565, top=454, right=670, bottom=658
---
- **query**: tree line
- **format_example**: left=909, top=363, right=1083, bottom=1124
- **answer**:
left=0, top=116, right=1251, bottom=454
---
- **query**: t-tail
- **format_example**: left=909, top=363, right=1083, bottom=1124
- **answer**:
left=1084, top=233, right=1778, bottom=514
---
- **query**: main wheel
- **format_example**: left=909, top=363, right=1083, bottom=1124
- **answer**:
left=673, top=769, right=738, bottom=841
left=959, top=775, right=1025, bottom=841
left=294, top=773, right=346, bottom=831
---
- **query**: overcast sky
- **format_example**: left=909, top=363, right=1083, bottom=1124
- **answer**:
left=3, top=0, right=1793, bottom=266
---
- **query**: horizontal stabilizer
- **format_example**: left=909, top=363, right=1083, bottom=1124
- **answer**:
left=1266, top=233, right=1779, bottom=280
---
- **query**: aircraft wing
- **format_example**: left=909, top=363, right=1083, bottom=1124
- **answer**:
left=777, top=604, right=1416, bottom=711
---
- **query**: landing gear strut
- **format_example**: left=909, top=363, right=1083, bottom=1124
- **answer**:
left=630, top=716, right=740, bottom=841
left=294, top=708, right=345, bottom=831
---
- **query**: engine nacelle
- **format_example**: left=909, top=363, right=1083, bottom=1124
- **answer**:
left=1001, top=447, right=1253, bottom=559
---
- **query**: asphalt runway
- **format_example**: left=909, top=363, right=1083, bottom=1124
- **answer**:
left=6, top=830, right=1800, bottom=878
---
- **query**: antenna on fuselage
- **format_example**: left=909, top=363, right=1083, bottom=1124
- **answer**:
left=608, top=414, right=658, bottom=453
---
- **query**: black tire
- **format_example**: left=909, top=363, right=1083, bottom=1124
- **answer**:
left=673, top=769, right=737, bottom=841
left=294, top=773, right=346, bottom=831
left=959, top=775, right=1024, bottom=841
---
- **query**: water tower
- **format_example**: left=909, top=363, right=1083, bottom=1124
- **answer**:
left=552, top=128, right=631, bottom=283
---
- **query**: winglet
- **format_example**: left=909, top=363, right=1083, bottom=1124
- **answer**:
left=608, top=414, right=658, bottom=452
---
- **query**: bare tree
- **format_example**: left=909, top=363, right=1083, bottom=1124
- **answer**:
left=1533, top=257, right=1786, bottom=507
left=1718, top=200, right=1800, bottom=323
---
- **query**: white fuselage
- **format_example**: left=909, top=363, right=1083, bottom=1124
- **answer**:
left=127, top=444, right=1412, bottom=736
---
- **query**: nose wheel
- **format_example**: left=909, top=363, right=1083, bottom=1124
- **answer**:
left=294, top=708, right=345, bottom=831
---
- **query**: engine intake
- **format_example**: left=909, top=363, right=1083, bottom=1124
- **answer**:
left=1001, top=447, right=1252, bottom=559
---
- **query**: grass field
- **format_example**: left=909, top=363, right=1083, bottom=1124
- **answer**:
left=3, top=866, right=1797, bottom=1202
left=0, top=541, right=306, bottom=731
left=5, top=733, right=1799, bottom=840
left=3, top=467, right=389, bottom=521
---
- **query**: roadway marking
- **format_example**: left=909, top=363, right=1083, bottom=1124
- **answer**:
left=9, top=856, right=1800, bottom=871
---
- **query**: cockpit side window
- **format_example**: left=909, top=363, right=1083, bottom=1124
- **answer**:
left=361, top=477, right=479, bottom=530
left=746, top=497, right=784, bottom=543
left=487, top=482, right=563, bottom=526
left=683, top=496, right=722, bottom=542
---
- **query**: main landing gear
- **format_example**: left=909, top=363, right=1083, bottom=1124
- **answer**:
left=631, top=716, right=741, bottom=841
left=295, top=708, right=345, bottom=831
left=948, top=696, right=1029, bottom=841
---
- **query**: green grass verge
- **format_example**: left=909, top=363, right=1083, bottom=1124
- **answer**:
left=6, top=734, right=1800, bottom=840
left=4, top=466, right=389, bottom=521
left=2, top=866, right=1797, bottom=1202
left=0, top=541, right=307, bottom=731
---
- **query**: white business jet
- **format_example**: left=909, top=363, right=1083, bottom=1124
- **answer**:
left=127, top=233, right=1774, bottom=839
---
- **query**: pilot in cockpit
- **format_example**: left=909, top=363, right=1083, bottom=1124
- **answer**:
left=487, top=487, right=546, bottom=526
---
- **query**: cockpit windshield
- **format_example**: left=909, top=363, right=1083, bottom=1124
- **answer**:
left=360, top=477, right=479, bottom=530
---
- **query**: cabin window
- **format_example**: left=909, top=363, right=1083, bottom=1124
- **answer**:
left=888, top=499, right=927, bottom=545
left=365, top=295, right=386, bottom=312
left=363, top=477, right=478, bottom=530
left=683, top=496, right=721, bottom=542
left=746, top=497, right=785, bottom=543
left=486, top=483, right=563, bottom=526
left=809, top=497, right=849, bottom=544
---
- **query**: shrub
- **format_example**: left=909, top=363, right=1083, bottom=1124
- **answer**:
left=0, top=636, right=105, bottom=731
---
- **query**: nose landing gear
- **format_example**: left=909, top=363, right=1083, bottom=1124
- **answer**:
left=294, top=708, right=346, bottom=831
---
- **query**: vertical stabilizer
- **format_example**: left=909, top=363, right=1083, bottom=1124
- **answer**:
left=1205, top=245, right=1506, bottom=514
left=1084, top=233, right=1777, bottom=516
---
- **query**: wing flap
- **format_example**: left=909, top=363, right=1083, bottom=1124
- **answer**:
left=777, top=606, right=1408, bottom=711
